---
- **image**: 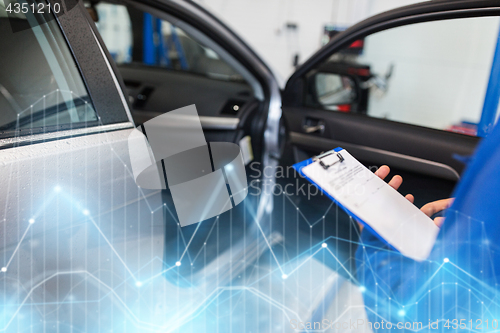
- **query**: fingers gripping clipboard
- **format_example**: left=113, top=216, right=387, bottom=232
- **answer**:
left=293, top=148, right=440, bottom=261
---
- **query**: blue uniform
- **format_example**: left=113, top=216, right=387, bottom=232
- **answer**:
left=356, top=123, right=500, bottom=332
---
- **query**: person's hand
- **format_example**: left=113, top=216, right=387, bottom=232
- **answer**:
left=372, top=165, right=453, bottom=228
left=420, top=198, right=454, bottom=227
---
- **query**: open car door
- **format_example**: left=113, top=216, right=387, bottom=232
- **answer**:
left=282, top=0, right=500, bottom=211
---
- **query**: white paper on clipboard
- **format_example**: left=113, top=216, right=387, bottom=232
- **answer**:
left=301, top=149, right=440, bottom=261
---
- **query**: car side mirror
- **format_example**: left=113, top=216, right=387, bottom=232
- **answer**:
left=313, top=72, right=357, bottom=111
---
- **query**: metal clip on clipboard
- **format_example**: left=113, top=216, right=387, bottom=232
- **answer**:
left=312, top=151, right=344, bottom=170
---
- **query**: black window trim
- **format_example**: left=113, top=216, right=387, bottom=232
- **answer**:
left=0, top=122, right=133, bottom=149
left=51, top=0, right=133, bottom=125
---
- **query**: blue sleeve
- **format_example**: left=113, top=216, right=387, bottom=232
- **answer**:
left=355, top=122, right=500, bottom=331
left=355, top=230, right=429, bottom=331
left=355, top=222, right=499, bottom=332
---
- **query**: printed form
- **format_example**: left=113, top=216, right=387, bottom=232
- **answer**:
left=301, top=149, right=440, bottom=261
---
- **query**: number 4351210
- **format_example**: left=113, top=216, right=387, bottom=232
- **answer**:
left=6, top=2, right=61, bottom=14
left=444, top=319, right=499, bottom=330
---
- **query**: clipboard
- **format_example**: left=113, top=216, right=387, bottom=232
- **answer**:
left=293, top=147, right=440, bottom=261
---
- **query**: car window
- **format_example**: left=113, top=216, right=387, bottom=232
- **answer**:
left=0, top=0, right=98, bottom=138
left=94, top=3, right=246, bottom=83
left=306, top=16, right=500, bottom=137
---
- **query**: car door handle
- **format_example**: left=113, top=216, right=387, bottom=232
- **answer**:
left=303, top=124, right=325, bottom=133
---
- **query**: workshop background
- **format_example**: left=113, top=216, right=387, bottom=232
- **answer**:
left=195, top=0, right=423, bottom=80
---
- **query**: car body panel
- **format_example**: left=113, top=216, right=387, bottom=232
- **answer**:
left=0, top=127, right=166, bottom=331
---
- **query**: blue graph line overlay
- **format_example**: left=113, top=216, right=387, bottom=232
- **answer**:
left=0, top=179, right=496, bottom=332
left=1, top=91, right=499, bottom=331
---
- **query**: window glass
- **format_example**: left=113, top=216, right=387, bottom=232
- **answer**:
left=307, top=16, right=500, bottom=136
left=0, top=0, right=98, bottom=138
left=95, top=3, right=246, bottom=82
